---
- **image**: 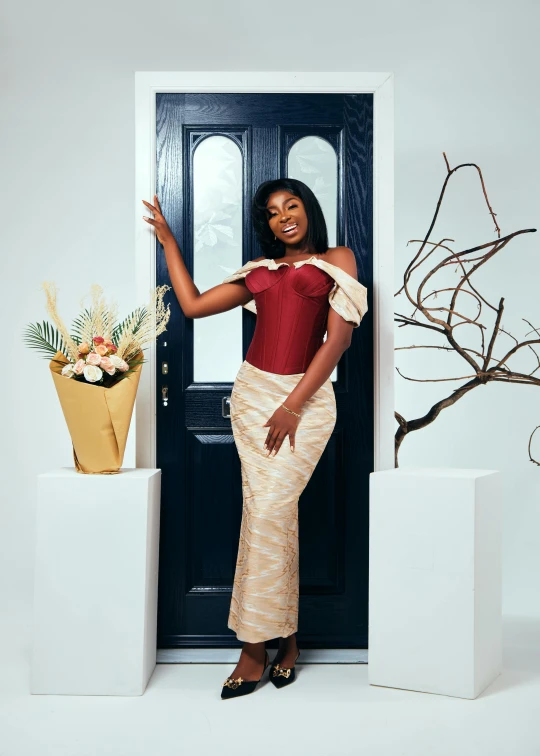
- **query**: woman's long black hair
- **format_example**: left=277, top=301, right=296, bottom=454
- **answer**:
left=251, top=178, right=329, bottom=260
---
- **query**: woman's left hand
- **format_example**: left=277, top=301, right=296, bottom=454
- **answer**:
left=263, top=406, right=300, bottom=456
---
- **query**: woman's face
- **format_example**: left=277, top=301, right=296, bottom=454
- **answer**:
left=265, top=191, right=308, bottom=246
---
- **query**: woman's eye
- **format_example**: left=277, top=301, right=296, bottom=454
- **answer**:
left=268, top=204, right=297, bottom=218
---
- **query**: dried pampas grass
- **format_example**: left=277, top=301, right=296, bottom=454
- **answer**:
left=74, top=284, right=120, bottom=346
left=41, top=282, right=80, bottom=362
left=115, top=285, right=171, bottom=362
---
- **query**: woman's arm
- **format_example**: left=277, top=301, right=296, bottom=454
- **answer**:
left=263, top=247, right=357, bottom=456
left=143, top=195, right=253, bottom=318
left=283, top=308, right=353, bottom=409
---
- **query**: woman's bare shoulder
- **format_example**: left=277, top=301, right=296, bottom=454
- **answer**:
left=323, top=247, right=358, bottom=278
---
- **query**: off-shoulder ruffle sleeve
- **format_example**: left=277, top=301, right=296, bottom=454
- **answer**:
left=222, top=256, right=368, bottom=325
left=300, top=257, right=368, bottom=327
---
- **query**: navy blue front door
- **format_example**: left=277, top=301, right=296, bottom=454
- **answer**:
left=155, top=93, right=373, bottom=649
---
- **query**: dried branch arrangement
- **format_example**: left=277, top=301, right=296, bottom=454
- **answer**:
left=394, top=153, right=538, bottom=466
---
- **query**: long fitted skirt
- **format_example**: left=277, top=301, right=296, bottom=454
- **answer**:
left=228, top=359, right=337, bottom=643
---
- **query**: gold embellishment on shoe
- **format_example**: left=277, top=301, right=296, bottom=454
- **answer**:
left=272, top=664, right=291, bottom=679
left=223, top=676, right=244, bottom=689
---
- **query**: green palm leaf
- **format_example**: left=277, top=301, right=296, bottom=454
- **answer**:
left=112, top=307, right=147, bottom=344
left=23, top=321, right=69, bottom=359
left=70, top=308, right=94, bottom=344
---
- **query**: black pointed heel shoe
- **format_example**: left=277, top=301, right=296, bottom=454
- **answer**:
left=269, top=648, right=300, bottom=689
left=220, top=650, right=270, bottom=700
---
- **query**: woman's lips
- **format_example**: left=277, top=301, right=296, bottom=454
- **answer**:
left=281, top=223, right=298, bottom=235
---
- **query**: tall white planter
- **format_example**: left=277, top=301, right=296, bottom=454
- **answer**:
left=31, top=468, right=161, bottom=696
left=368, top=467, right=502, bottom=699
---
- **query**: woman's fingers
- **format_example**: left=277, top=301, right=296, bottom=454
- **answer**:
left=265, top=425, right=282, bottom=452
left=270, top=431, right=287, bottom=456
left=264, top=426, right=274, bottom=450
left=142, top=198, right=164, bottom=229
left=142, top=199, right=160, bottom=216
left=141, top=196, right=173, bottom=246
left=265, top=428, right=287, bottom=456
left=265, top=430, right=277, bottom=455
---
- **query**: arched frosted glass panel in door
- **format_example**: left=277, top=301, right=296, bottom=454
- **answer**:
left=288, top=136, right=338, bottom=381
left=193, top=135, right=243, bottom=382
left=287, top=136, right=337, bottom=247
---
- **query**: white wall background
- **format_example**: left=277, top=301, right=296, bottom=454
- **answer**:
left=1, top=0, right=539, bottom=652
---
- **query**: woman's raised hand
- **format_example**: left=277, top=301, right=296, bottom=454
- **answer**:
left=142, top=195, right=174, bottom=246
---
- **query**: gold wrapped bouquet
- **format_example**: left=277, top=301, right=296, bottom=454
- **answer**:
left=24, top=282, right=171, bottom=474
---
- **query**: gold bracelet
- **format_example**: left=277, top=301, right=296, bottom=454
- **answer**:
left=281, top=403, right=301, bottom=418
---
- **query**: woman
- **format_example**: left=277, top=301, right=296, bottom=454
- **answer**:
left=142, top=178, right=368, bottom=699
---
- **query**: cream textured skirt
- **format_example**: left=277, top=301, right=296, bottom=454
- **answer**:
left=228, top=359, right=337, bottom=643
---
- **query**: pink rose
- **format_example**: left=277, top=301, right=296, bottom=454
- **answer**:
left=86, top=352, right=101, bottom=366
left=78, top=342, right=90, bottom=355
left=73, top=359, right=85, bottom=375
left=110, top=355, right=129, bottom=372
left=93, top=336, right=104, bottom=345
left=95, top=344, right=108, bottom=356
left=100, top=356, right=116, bottom=376
left=105, top=341, right=118, bottom=354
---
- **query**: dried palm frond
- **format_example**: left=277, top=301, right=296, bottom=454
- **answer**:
left=116, top=285, right=171, bottom=362
left=70, top=308, right=94, bottom=345
left=73, top=285, right=119, bottom=345
left=112, top=307, right=147, bottom=346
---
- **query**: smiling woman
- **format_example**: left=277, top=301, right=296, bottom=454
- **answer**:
left=251, top=177, right=331, bottom=260
left=143, top=88, right=375, bottom=695
left=221, top=247, right=367, bottom=696
left=142, top=173, right=368, bottom=698
left=219, top=179, right=367, bottom=695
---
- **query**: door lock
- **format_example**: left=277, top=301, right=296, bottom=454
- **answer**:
left=162, top=385, right=168, bottom=407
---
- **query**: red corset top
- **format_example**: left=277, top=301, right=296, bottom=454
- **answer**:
left=243, top=263, right=335, bottom=375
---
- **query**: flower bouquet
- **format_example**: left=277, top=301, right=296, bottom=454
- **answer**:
left=24, top=282, right=171, bottom=474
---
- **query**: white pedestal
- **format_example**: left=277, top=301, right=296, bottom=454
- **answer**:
left=31, top=468, right=161, bottom=696
left=368, top=467, right=502, bottom=699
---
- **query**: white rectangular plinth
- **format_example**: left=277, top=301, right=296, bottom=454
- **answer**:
left=368, top=467, right=502, bottom=699
left=31, top=468, right=161, bottom=696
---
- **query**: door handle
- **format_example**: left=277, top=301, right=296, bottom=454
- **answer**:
left=162, top=385, right=169, bottom=407
left=222, top=396, right=231, bottom=418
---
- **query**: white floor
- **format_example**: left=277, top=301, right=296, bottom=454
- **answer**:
left=1, top=615, right=539, bottom=756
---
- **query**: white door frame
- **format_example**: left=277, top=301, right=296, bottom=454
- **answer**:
left=134, top=71, right=394, bottom=473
